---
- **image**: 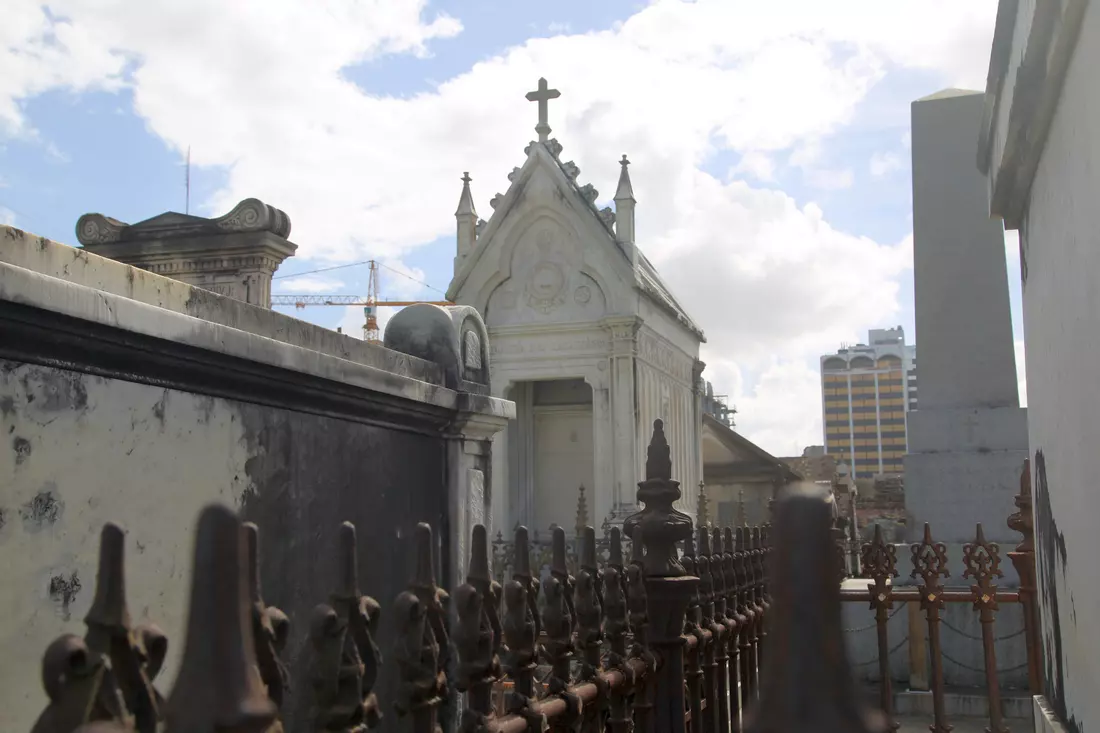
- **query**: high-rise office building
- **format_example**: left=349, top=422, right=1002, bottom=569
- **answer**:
left=820, top=327, right=917, bottom=479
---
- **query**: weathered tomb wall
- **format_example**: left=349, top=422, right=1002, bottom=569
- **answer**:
left=0, top=361, right=447, bottom=731
left=0, top=225, right=513, bottom=733
left=1002, top=2, right=1100, bottom=729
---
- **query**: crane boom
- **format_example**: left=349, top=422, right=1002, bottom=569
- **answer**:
left=271, top=260, right=452, bottom=343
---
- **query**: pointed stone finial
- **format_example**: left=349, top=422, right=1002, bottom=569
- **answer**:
left=455, top=172, right=476, bottom=217
left=165, top=505, right=276, bottom=733
left=455, top=172, right=478, bottom=267
left=615, top=155, right=635, bottom=201
left=743, top=485, right=884, bottom=733
left=614, top=154, right=637, bottom=249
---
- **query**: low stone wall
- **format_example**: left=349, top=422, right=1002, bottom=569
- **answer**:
left=0, top=226, right=514, bottom=732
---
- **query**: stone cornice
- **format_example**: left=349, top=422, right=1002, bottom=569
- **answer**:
left=133, top=256, right=287, bottom=275
left=446, top=406, right=513, bottom=442
left=77, top=198, right=292, bottom=245
left=978, top=0, right=1090, bottom=229
left=78, top=230, right=297, bottom=269
left=0, top=261, right=513, bottom=437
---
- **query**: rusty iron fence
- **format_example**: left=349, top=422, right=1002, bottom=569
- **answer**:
left=25, top=420, right=1041, bottom=733
left=837, top=458, right=1041, bottom=733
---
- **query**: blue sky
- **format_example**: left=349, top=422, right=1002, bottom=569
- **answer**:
left=1, top=0, right=1024, bottom=454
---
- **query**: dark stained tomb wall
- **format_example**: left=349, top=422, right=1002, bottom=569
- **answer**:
left=236, top=403, right=448, bottom=732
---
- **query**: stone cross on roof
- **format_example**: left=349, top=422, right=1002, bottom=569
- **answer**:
left=525, top=77, right=560, bottom=143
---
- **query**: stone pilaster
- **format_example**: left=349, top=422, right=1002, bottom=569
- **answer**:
left=604, top=316, right=642, bottom=517
left=446, top=407, right=510, bottom=590
left=384, top=304, right=515, bottom=589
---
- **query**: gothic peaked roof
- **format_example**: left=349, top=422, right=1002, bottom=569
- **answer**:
left=447, top=137, right=704, bottom=340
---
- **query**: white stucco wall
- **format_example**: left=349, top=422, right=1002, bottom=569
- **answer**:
left=1014, top=1, right=1100, bottom=728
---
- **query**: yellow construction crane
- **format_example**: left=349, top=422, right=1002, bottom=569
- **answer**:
left=270, top=260, right=452, bottom=343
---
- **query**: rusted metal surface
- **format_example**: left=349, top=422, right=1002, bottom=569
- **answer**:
left=839, top=459, right=1043, bottom=733
left=165, top=505, right=278, bottom=733
left=310, top=522, right=383, bottom=732
left=1007, top=457, right=1043, bottom=695
left=963, top=524, right=1009, bottom=733
left=911, top=523, right=952, bottom=733
left=861, top=525, right=900, bottom=731
left=31, top=524, right=167, bottom=733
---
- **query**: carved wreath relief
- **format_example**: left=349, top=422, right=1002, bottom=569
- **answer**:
left=524, top=230, right=567, bottom=313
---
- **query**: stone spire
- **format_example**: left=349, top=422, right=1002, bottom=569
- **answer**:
left=613, top=155, right=637, bottom=265
left=455, top=172, right=477, bottom=271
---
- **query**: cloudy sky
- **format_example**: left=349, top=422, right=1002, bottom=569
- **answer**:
left=2, top=0, right=1026, bottom=456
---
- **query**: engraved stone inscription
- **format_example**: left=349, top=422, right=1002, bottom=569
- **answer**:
left=464, top=329, right=483, bottom=371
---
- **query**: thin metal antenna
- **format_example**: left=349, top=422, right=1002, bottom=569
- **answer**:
left=185, top=146, right=191, bottom=215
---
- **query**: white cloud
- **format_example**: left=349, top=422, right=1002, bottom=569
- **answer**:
left=805, top=167, right=855, bottom=190
left=702, top=354, right=825, bottom=455
left=0, top=206, right=15, bottom=226
left=337, top=305, right=366, bottom=339
left=787, top=139, right=855, bottom=190
left=274, top=276, right=346, bottom=293
left=376, top=260, right=431, bottom=301
left=869, top=151, right=903, bottom=177
left=0, top=0, right=1000, bottom=454
left=731, top=151, right=775, bottom=182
